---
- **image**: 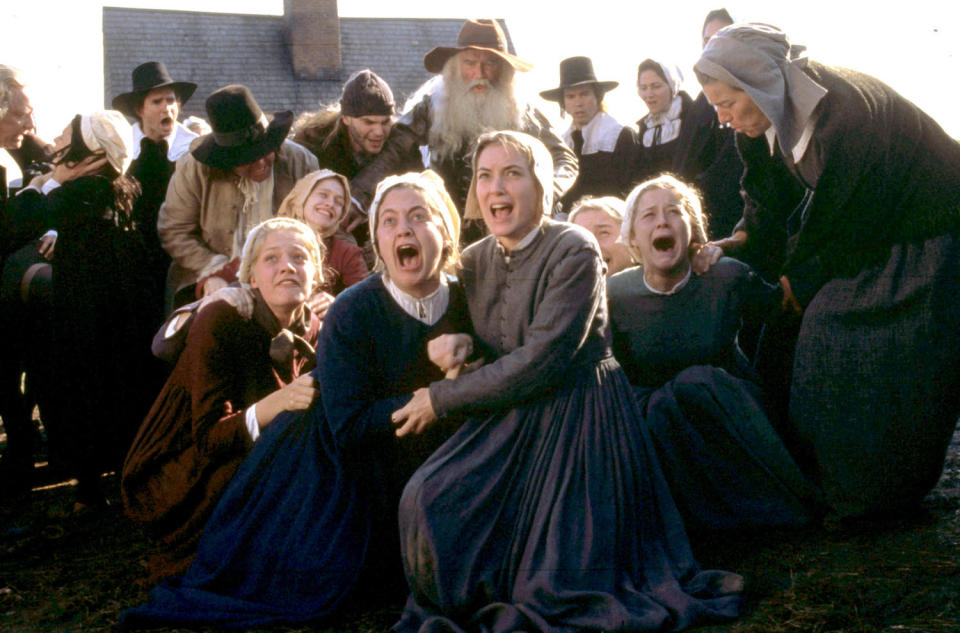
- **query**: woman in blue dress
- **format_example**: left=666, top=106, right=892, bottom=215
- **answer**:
left=118, top=170, right=470, bottom=630
left=391, top=131, right=743, bottom=633
left=607, top=174, right=821, bottom=533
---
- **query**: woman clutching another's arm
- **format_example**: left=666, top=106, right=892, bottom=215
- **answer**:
left=121, top=216, right=322, bottom=581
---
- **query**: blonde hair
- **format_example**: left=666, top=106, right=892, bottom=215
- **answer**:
left=568, top=195, right=626, bottom=225
left=622, top=174, right=709, bottom=256
left=464, top=130, right=554, bottom=221
left=278, top=169, right=351, bottom=238
left=238, top=217, right=325, bottom=288
left=368, top=170, right=461, bottom=277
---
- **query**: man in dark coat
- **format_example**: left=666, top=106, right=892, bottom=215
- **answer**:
left=539, top=56, right=638, bottom=213
left=293, top=69, right=422, bottom=247
left=112, top=62, right=198, bottom=328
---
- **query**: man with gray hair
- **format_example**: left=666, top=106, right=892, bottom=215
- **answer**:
left=349, top=19, right=577, bottom=245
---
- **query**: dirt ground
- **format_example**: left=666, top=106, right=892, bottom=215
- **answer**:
left=1, top=424, right=958, bottom=633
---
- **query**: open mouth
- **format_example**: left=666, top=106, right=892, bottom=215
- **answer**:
left=161, top=116, right=173, bottom=126
left=490, top=203, right=512, bottom=219
left=652, top=236, right=675, bottom=252
left=396, top=244, right=421, bottom=270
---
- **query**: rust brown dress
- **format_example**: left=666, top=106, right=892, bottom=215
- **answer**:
left=121, top=295, right=319, bottom=581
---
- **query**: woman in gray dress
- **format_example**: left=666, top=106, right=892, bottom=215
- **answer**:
left=390, top=131, right=742, bottom=633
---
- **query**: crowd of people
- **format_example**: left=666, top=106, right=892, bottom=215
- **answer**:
left=1, top=9, right=959, bottom=632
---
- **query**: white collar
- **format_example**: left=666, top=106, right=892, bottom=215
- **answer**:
left=765, top=116, right=817, bottom=164
left=132, top=121, right=197, bottom=161
left=382, top=274, right=450, bottom=325
left=563, top=111, right=624, bottom=154
left=643, top=267, right=691, bottom=295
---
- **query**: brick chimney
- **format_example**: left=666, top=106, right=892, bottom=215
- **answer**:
left=285, top=0, right=341, bottom=80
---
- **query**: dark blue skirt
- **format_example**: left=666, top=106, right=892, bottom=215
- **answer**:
left=119, top=399, right=370, bottom=629
left=636, top=365, right=821, bottom=533
left=396, top=358, right=743, bottom=632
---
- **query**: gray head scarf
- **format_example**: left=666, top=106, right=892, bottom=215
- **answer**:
left=695, top=23, right=827, bottom=152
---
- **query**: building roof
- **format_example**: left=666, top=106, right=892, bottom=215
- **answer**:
left=102, top=7, right=517, bottom=119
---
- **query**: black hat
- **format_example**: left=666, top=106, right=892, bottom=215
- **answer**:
left=340, top=69, right=395, bottom=117
left=191, top=85, right=294, bottom=170
left=111, top=61, right=197, bottom=118
left=539, top=56, right=618, bottom=102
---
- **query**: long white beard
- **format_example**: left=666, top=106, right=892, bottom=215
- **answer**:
left=426, top=60, right=523, bottom=163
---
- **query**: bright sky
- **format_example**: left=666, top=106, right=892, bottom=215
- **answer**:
left=4, top=0, right=960, bottom=145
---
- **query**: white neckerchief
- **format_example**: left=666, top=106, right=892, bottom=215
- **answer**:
left=233, top=170, right=276, bottom=258
left=383, top=274, right=449, bottom=325
left=562, top=111, right=624, bottom=155
left=641, top=94, right=684, bottom=147
left=765, top=114, right=817, bottom=164
left=131, top=121, right=197, bottom=161
left=643, top=267, right=691, bottom=295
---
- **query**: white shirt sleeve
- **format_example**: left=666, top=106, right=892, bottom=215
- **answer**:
left=244, top=406, right=261, bottom=442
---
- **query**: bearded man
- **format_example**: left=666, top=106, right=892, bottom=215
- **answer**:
left=350, top=19, right=577, bottom=245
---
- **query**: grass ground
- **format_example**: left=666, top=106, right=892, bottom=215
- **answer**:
left=1, top=425, right=958, bottom=633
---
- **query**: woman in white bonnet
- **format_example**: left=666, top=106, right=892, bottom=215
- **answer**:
left=694, top=22, right=960, bottom=520
left=39, top=111, right=166, bottom=512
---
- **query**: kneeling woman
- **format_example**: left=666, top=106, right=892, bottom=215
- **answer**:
left=119, top=171, right=469, bottom=630
left=608, top=175, right=821, bottom=533
left=392, top=131, right=742, bottom=632
left=121, top=217, right=322, bottom=581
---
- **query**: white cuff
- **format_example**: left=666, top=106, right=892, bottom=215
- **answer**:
left=244, top=406, right=261, bottom=442
left=41, top=178, right=61, bottom=195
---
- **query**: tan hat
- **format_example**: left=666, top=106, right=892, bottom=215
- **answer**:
left=423, top=19, right=533, bottom=74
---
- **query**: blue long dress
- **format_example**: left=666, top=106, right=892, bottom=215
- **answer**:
left=607, top=259, right=821, bottom=532
left=119, top=274, right=469, bottom=630
left=397, top=221, right=743, bottom=633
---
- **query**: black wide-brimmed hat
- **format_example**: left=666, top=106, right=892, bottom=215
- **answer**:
left=111, top=61, right=197, bottom=118
left=424, top=19, right=533, bottom=74
left=539, top=56, right=619, bottom=102
left=191, top=85, right=294, bottom=170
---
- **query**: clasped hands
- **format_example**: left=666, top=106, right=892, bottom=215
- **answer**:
left=391, top=333, right=474, bottom=438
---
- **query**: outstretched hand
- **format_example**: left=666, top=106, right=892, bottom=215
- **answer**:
left=392, top=388, right=437, bottom=437
left=691, top=243, right=723, bottom=274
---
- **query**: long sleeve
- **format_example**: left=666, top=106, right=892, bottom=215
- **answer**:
left=187, top=302, right=263, bottom=458
left=157, top=154, right=223, bottom=277
left=317, top=287, right=411, bottom=451
left=430, top=232, right=606, bottom=417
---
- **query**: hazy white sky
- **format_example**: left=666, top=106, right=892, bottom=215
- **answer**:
left=4, top=0, right=960, bottom=142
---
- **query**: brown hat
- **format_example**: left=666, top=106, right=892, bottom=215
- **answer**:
left=423, top=19, right=533, bottom=74
left=539, top=56, right=619, bottom=102
left=191, top=85, right=293, bottom=169
left=111, top=61, right=197, bottom=118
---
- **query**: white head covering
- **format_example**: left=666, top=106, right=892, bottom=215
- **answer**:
left=368, top=169, right=461, bottom=274
left=80, top=110, right=133, bottom=176
left=695, top=23, right=827, bottom=152
left=463, top=130, right=554, bottom=222
left=637, top=59, right=685, bottom=147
